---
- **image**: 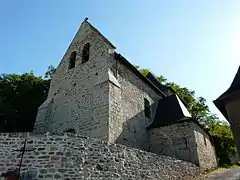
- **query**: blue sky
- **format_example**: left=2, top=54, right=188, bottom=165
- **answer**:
left=1, top=0, right=240, bottom=120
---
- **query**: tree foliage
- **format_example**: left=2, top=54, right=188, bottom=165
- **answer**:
left=0, top=72, right=50, bottom=132
left=209, top=121, right=237, bottom=165
left=45, top=65, right=56, bottom=79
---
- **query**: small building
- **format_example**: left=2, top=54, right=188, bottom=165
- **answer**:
left=146, top=73, right=217, bottom=171
left=214, top=66, right=240, bottom=157
left=34, top=18, right=217, bottom=171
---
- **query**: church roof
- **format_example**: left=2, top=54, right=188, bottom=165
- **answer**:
left=147, top=94, right=211, bottom=138
left=148, top=94, right=192, bottom=129
left=214, top=66, right=240, bottom=120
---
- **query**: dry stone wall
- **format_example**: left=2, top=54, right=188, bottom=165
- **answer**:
left=0, top=133, right=199, bottom=180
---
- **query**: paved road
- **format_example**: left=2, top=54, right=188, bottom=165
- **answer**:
left=205, top=168, right=240, bottom=180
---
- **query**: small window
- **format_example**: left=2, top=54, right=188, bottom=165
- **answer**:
left=82, top=43, right=90, bottom=63
left=144, top=98, right=151, bottom=118
left=69, top=51, right=76, bottom=69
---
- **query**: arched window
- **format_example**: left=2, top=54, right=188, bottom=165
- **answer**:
left=82, top=43, right=90, bottom=63
left=144, top=98, right=151, bottom=118
left=68, top=51, right=76, bottom=69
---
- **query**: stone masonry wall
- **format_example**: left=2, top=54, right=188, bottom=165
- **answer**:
left=192, top=122, right=218, bottom=172
left=149, top=121, right=199, bottom=165
left=0, top=133, right=199, bottom=180
left=34, top=21, right=116, bottom=140
left=149, top=121, right=218, bottom=172
left=108, top=61, right=163, bottom=151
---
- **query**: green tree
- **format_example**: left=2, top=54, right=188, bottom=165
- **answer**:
left=209, top=121, right=237, bottom=165
left=134, top=65, right=167, bottom=83
left=45, top=65, right=56, bottom=79
left=0, top=72, right=50, bottom=132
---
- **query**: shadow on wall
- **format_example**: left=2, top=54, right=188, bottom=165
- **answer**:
left=1, top=168, right=37, bottom=180
left=113, top=102, right=164, bottom=151
left=114, top=106, right=154, bottom=152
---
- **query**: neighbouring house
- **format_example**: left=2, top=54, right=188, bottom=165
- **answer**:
left=34, top=18, right=217, bottom=171
left=214, top=66, right=240, bottom=158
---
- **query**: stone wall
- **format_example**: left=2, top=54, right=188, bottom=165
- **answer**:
left=149, top=121, right=218, bottom=172
left=192, top=122, right=218, bottom=172
left=0, top=133, right=199, bottom=180
left=109, top=60, right=163, bottom=151
left=34, top=21, right=116, bottom=140
left=149, top=121, right=199, bottom=165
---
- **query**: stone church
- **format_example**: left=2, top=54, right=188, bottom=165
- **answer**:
left=34, top=18, right=217, bottom=171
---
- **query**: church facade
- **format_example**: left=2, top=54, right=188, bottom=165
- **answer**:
left=34, top=19, right=217, bottom=171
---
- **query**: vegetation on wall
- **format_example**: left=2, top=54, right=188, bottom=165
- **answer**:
left=0, top=64, right=237, bottom=166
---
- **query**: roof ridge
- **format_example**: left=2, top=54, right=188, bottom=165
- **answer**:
left=82, top=18, right=116, bottom=49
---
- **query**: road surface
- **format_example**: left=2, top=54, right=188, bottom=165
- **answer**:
left=205, top=168, right=240, bottom=180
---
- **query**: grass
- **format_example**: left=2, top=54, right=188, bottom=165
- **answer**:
left=214, top=164, right=240, bottom=173
left=229, top=164, right=240, bottom=168
left=220, top=164, right=240, bottom=169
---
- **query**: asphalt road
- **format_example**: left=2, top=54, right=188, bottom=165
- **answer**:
left=205, top=168, right=240, bottom=180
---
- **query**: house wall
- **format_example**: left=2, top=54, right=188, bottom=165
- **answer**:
left=0, top=133, right=199, bottom=180
left=149, top=121, right=199, bottom=165
left=108, top=61, right=163, bottom=151
left=34, top=21, right=115, bottom=141
left=192, top=121, right=218, bottom=171
left=225, top=96, right=240, bottom=157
